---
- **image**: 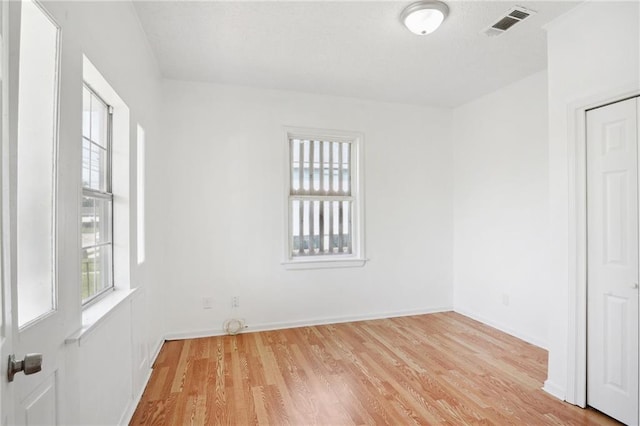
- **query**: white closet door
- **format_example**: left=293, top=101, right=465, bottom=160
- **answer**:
left=586, top=96, right=639, bottom=426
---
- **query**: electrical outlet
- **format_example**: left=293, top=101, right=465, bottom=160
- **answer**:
left=231, top=296, right=240, bottom=308
left=202, top=297, right=213, bottom=309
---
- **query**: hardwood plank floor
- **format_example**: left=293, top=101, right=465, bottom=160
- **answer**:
left=130, top=312, right=619, bottom=425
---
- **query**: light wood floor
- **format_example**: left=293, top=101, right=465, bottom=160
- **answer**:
left=130, top=312, right=618, bottom=425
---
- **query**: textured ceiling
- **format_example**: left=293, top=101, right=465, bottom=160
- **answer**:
left=133, top=1, right=581, bottom=107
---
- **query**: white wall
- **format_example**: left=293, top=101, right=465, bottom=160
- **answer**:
left=32, top=1, right=165, bottom=424
left=19, top=2, right=639, bottom=423
left=452, top=71, right=549, bottom=348
left=545, top=0, right=640, bottom=400
left=159, top=80, right=454, bottom=337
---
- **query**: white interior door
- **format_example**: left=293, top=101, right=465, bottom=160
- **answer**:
left=587, top=96, right=639, bottom=425
left=1, top=1, right=63, bottom=424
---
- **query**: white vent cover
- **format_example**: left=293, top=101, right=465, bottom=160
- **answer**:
left=482, top=6, right=536, bottom=37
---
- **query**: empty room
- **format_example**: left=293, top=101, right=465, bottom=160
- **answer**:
left=1, top=0, right=639, bottom=424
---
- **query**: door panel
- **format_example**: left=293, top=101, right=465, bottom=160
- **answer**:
left=603, top=170, right=628, bottom=265
left=21, top=374, right=56, bottom=425
left=603, top=293, right=627, bottom=391
left=587, top=97, right=639, bottom=425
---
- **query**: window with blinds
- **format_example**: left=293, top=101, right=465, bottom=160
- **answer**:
left=285, top=129, right=365, bottom=267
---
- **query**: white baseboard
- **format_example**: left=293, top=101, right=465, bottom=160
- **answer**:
left=543, top=379, right=566, bottom=401
left=149, top=338, right=164, bottom=366
left=164, top=306, right=453, bottom=341
left=453, top=307, right=548, bottom=350
left=165, top=327, right=226, bottom=341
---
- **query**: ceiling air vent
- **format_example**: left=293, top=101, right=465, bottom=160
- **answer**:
left=483, top=6, right=536, bottom=37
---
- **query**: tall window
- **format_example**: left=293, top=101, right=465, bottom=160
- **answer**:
left=16, top=0, right=60, bottom=326
left=81, top=85, right=113, bottom=303
left=285, top=128, right=365, bottom=268
left=136, top=125, right=146, bottom=265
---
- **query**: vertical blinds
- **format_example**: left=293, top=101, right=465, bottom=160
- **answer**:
left=290, top=139, right=352, bottom=256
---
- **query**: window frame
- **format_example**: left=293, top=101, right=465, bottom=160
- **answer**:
left=81, top=83, right=114, bottom=305
left=283, top=127, right=366, bottom=270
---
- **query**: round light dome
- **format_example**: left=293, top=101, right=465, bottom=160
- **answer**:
left=400, top=1, right=449, bottom=35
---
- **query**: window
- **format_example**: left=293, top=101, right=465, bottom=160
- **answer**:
left=81, top=85, right=113, bottom=304
left=285, top=128, right=365, bottom=269
left=136, top=124, right=146, bottom=265
left=16, top=0, right=60, bottom=327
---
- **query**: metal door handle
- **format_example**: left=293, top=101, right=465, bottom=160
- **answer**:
left=632, top=283, right=639, bottom=289
left=7, top=353, right=42, bottom=382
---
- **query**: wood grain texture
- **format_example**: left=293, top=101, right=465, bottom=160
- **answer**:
left=130, top=312, right=619, bottom=425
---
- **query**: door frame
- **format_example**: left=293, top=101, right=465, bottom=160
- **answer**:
left=566, top=85, right=640, bottom=407
left=0, top=0, right=15, bottom=422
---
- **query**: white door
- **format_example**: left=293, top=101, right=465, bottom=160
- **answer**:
left=587, top=96, right=639, bottom=425
left=1, top=0, right=63, bottom=424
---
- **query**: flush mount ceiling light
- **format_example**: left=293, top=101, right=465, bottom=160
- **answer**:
left=400, top=1, right=449, bottom=35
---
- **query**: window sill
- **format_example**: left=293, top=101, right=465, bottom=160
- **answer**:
left=282, top=257, right=368, bottom=270
left=65, top=288, right=137, bottom=346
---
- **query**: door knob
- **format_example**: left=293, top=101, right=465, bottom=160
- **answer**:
left=7, top=353, right=42, bottom=382
left=632, top=283, right=639, bottom=289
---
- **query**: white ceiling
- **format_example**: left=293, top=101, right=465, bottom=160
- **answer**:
left=133, top=1, right=580, bottom=107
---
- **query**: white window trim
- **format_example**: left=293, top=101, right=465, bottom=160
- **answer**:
left=282, top=126, right=366, bottom=270
left=64, top=56, right=132, bottom=344
left=81, top=55, right=130, bottom=307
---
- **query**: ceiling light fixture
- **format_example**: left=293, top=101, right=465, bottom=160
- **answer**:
left=400, top=1, right=449, bottom=35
